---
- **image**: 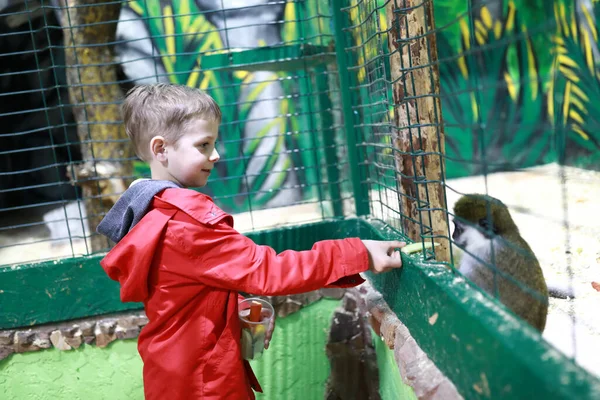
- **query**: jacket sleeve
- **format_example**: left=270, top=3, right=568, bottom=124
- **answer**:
left=170, top=219, right=369, bottom=296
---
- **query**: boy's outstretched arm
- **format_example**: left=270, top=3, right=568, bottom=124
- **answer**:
left=170, top=220, right=405, bottom=296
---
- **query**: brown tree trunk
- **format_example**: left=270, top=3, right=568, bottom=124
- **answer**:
left=59, top=0, right=133, bottom=252
left=385, top=0, right=450, bottom=263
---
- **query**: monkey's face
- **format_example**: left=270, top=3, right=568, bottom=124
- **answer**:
left=452, top=219, right=489, bottom=249
left=452, top=220, right=464, bottom=243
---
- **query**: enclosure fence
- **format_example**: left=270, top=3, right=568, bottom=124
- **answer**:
left=1, top=0, right=600, bottom=397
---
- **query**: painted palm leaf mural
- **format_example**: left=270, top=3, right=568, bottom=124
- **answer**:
left=115, top=0, right=600, bottom=213
left=548, top=0, right=600, bottom=166
left=125, top=0, right=329, bottom=213
left=437, top=1, right=550, bottom=178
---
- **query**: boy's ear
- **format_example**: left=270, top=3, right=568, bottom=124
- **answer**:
left=150, top=136, right=168, bottom=162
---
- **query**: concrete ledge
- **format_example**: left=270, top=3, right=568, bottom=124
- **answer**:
left=354, top=281, right=463, bottom=400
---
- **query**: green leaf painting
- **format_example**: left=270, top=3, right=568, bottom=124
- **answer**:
left=129, top=0, right=600, bottom=214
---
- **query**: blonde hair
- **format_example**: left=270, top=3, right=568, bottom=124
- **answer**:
left=122, top=83, right=222, bottom=161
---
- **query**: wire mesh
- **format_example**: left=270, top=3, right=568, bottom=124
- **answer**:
left=341, top=0, right=600, bottom=377
left=0, top=0, right=355, bottom=265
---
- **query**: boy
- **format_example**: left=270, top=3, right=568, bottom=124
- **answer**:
left=97, top=83, right=405, bottom=400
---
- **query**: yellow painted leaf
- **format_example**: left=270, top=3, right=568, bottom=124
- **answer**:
left=524, top=33, right=538, bottom=100
left=572, top=125, right=590, bottom=140
left=558, top=66, right=580, bottom=82
left=470, top=93, right=479, bottom=120
left=187, top=65, right=201, bottom=88
left=582, top=6, right=598, bottom=41
left=583, top=32, right=594, bottom=73
left=569, top=95, right=586, bottom=113
left=457, top=56, right=468, bottom=79
left=178, top=1, right=191, bottom=33
left=234, top=70, right=249, bottom=80
left=505, top=2, right=516, bottom=32
left=557, top=55, right=579, bottom=69
left=129, top=1, right=144, bottom=16
left=475, top=20, right=487, bottom=37
left=494, top=21, right=502, bottom=39
left=547, top=75, right=555, bottom=118
left=571, top=84, right=590, bottom=102
left=460, top=19, right=471, bottom=51
left=480, top=7, right=493, bottom=29
left=551, top=46, right=568, bottom=55
left=563, top=81, right=572, bottom=125
left=475, top=31, right=486, bottom=45
left=560, top=3, right=570, bottom=37
left=199, top=71, right=213, bottom=90
left=504, top=72, right=517, bottom=101
left=569, top=109, right=585, bottom=124
left=163, top=6, right=176, bottom=64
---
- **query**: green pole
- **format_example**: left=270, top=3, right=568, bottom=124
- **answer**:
left=315, top=66, right=344, bottom=217
left=331, top=0, right=370, bottom=216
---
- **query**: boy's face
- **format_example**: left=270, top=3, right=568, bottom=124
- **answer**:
left=164, top=118, right=220, bottom=188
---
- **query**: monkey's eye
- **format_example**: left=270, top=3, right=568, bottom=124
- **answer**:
left=479, top=218, right=492, bottom=231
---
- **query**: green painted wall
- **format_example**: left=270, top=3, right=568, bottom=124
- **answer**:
left=0, top=299, right=340, bottom=400
left=373, top=331, right=417, bottom=400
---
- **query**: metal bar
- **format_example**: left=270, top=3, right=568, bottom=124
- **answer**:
left=315, top=66, right=343, bottom=217
left=331, top=0, right=369, bottom=216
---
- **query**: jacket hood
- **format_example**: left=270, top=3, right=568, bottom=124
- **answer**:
left=97, top=179, right=182, bottom=243
left=97, top=179, right=182, bottom=303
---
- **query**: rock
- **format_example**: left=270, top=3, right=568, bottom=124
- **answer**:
left=14, top=330, right=39, bottom=353
left=275, top=298, right=303, bottom=317
left=0, top=330, right=15, bottom=346
left=94, top=321, right=117, bottom=348
left=32, top=331, right=52, bottom=349
left=115, top=325, right=141, bottom=340
left=83, top=336, right=95, bottom=345
left=320, top=288, right=346, bottom=299
left=79, top=321, right=96, bottom=337
left=50, top=330, right=72, bottom=351
left=297, top=290, right=322, bottom=306
left=64, top=328, right=83, bottom=349
left=0, top=346, right=14, bottom=361
left=130, top=313, right=149, bottom=327
left=263, top=296, right=286, bottom=307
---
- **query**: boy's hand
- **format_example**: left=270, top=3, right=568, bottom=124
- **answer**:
left=265, top=314, right=275, bottom=349
left=361, top=240, right=406, bottom=274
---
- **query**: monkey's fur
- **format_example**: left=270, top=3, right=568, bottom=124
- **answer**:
left=452, top=194, right=549, bottom=332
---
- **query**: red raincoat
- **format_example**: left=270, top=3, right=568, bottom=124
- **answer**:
left=100, top=188, right=369, bottom=399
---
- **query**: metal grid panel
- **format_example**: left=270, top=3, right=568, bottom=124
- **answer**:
left=0, top=0, right=355, bottom=265
left=341, top=0, right=600, bottom=377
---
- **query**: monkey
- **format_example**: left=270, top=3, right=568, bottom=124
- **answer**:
left=452, top=193, right=549, bottom=332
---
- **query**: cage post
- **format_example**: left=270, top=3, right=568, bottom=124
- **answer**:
left=385, top=0, right=450, bottom=262
left=331, top=0, right=369, bottom=216
left=59, top=0, right=134, bottom=252
left=315, top=66, right=344, bottom=217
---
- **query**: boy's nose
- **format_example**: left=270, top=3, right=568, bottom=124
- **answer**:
left=209, top=148, right=220, bottom=162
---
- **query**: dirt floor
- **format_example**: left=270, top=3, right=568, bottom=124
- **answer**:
left=1, top=162, right=599, bottom=377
